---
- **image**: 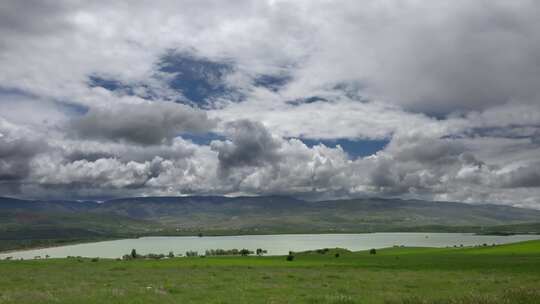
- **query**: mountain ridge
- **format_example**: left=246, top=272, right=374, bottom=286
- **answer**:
left=2, top=195, right=540, bottom=252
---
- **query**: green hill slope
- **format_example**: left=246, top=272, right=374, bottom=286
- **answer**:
left=1, top=196, right=540, bottom=252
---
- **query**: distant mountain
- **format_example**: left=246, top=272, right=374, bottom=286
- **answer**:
left=98, top=196, right=540, bottom=232
left=1, top=196, right=540, bottom=251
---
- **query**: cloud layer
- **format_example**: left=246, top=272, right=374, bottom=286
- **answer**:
left=1, top=0, right=539, bottom=208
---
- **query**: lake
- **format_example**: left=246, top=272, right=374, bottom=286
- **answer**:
left=2, top=233, right=540, bottom=259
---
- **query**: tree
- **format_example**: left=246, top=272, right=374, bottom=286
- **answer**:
left=286, top=254, right=294, bottom=261
left=185, top=251, right=198, bottom=257
left=131, top=249, right=137, bottom=259
left=369, top=248, right=377, bottom=255
left=168, top=251, right=175, bottom=258
left=256, top=248, right=267, bottom=256
left=240, top=249, right=252, bottom=256
left=334, top=253, right=340, bottom=258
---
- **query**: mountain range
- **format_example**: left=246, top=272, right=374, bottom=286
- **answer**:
left=2, top=196, right=540, bottom=251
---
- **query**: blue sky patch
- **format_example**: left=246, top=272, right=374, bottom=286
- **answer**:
left=158, top=51, right=236, bottom=106
left=299, top=138, right=389, bottom=158
left=56, top=101, right=89, bottom=116
left=0, top=86, right=37, bottom=99
left=253, top=74, right=291, bottom=92
left=286, top=96, right=328, bottom=106
left=88, top=75, right=126, bottom=92
left=179, top=132, right=226, bottom=145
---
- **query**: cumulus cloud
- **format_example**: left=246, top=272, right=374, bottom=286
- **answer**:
left=0, top=118, right=46, bottom=179
left=1, top=1, right=540, bottom=208
left=0, top=136, right=45, bottom=181
left=211, top=120, right=281, bottom=171
left=27, top=139, right=219, bottom=197
left=70, top=102, right=216, bottom=145
left=286, top=1, right=540, bottom=114
left=497, top=163, right=540, bottom=188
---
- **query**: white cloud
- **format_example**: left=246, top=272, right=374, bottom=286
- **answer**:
left=0, top=1, right=539, bottom=207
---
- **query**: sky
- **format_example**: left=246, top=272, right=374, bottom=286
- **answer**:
left=1, top=1, right=540, bottom=208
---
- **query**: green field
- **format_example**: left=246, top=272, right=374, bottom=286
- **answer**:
left=1, top=241, right=540, bottom=303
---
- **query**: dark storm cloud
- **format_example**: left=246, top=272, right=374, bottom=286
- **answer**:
left=0, top=136, right=45, bottom=181
left=368, top=157, right=399, bottom=189
left=70, top=102, right=217, bottom=145
left=499, top=163, right=540, bottom=188
left=211, top=120, right=281, bottom=171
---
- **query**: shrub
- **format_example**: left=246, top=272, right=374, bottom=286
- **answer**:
left=145, top=253, right=165, bottom=260
left=239, top=249, right=253, bottom=256
left=369, top=248, right=377, bottom=255
left=335, top=253, right=340, bottom=258
left=185, top=251, right=198, bottom=257
left=286, top=254, right=294, bottom=261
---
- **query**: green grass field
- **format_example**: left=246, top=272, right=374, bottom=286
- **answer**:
left=1, top=241, right=540, bottom=304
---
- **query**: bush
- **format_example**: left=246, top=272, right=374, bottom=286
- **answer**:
left=145, top=253, right=165, bottom=260
left=239, top=249, right=253, bottom=256
left=286, top=254, right=294, bottom=261
left=185, top=251, right=198, bottom=257
left=335, top=253, right=340, bottom=258
left=369, top=248, right=377, bottom=255
left=204, top=248, right=262, bottom=256
left=317, top=248, right=330, bottom=254
left=91, top=257, right=99, bottom=262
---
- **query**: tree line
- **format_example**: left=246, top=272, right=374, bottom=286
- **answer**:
left=123, top=248, right=268, bottom=259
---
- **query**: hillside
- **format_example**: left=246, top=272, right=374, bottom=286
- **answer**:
left=95, top=196, right=540, bottom=232
left=1, top=196, right=540, bottom=252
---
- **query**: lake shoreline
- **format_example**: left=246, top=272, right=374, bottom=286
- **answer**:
left=2, top=230, right=539, bottom=255
left=3, top=232, right=540, bottom=259
left=3, top=223, right=539, bottom=254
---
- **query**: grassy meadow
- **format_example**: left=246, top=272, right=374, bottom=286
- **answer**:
left=1, top=240, right=539, bottom=304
